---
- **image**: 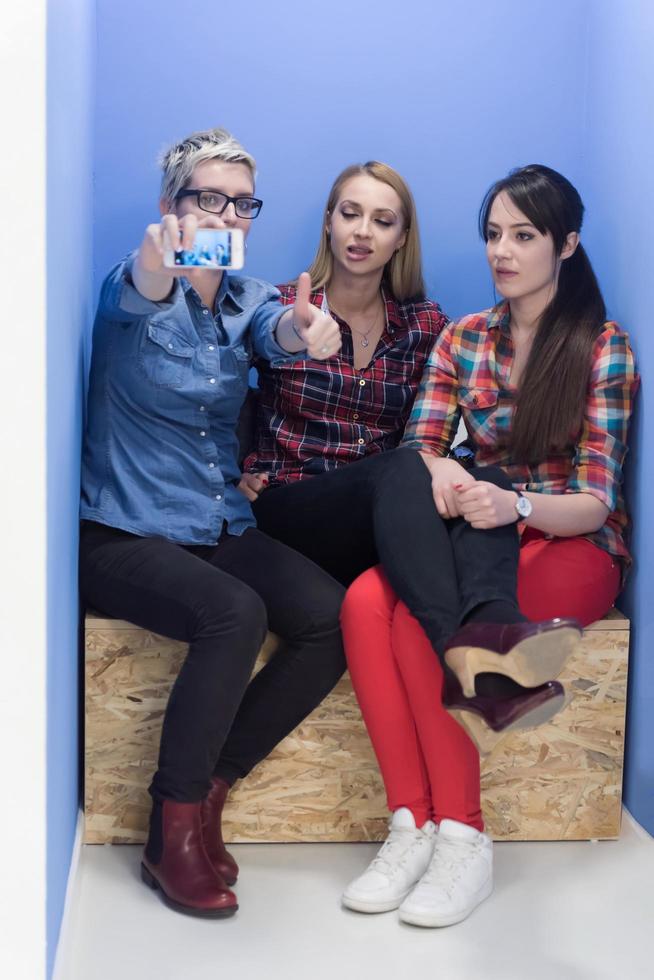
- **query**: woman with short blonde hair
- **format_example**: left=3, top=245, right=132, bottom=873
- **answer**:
left=80, top=125, right=346, bottom=919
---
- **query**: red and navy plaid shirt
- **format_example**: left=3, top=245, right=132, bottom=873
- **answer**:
left=244, top=283, right=447, bottom=483
left=401, top=302, right=639, bottom=564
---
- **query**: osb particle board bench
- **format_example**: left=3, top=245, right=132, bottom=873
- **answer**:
left=84, top=609, right=629, bottom=844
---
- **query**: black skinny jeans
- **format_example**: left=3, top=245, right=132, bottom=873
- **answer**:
left=253, top=448, right=521, bottom=655
left=80, top=522, right=345, bottom=803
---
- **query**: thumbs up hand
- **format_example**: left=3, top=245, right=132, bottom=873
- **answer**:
left=290, top=272, right=342, bottom=361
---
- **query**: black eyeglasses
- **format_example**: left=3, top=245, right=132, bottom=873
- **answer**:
left=175, top=189, right=263, bottom=219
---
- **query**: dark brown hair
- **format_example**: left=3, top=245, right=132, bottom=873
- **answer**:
left=479, top=164, right=606, bottom=464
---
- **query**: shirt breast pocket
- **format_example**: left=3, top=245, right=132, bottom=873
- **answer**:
left=224, top=342, right=251, bottom=385
left=216, top=342, right=252, bottom=417
left=139, top=322, right=195, bottom=389
left=459, top=387, right=500, bottom=446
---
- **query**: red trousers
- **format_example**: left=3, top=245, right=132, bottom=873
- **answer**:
left=340, top=534, right=620, bottom=831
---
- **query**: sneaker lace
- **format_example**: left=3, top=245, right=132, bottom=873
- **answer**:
left=420, top=837, right=478, bottom=891
left=369, top=829, right=426, bottom=877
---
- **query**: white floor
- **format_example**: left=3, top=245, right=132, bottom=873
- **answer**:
left=57, top=812, right=653, bottom=980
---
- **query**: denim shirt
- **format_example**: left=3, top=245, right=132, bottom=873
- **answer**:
left=81, top=255, right=301, bottom=544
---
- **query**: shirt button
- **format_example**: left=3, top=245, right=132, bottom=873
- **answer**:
left=203, top=309, right=209, bottom=316
left=353, top=413, right=359, bottom=420
left=199, top=405, right=206, bottom=412
left=215, top=494, right=222, bottom=501
left=200, top=431, right=206, bottom=437
left=208, top=345, right=215, bottom=351
left=209, top=462, right=215, bottom=468
left=359, top=379, right=366, bottom=387
left=357, top=438, right=365, bottom=445
left=168, top=343, right=174, bottom=350
left=209, top=378, right=216, bottom=384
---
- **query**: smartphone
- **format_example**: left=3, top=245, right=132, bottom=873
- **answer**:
left=163, top=228, right=244, bottom=270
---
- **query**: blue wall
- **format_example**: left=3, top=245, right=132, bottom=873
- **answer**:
left=94, top=0, right=588, bottom=318
left=46, top=0, right=95, bottom=974
left=583, top=0, right=654, bottom=834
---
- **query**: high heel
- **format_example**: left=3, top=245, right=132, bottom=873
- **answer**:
left=444, top=618, right=581, bottom=697
left=201, top=777, right=239, bottom=886
left=442, top=669, right=569, bottom=755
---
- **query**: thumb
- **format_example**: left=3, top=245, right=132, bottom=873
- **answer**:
left=294, top=272, right=312, bottom=329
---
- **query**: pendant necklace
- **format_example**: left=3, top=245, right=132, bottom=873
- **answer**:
left=323, top=291, right=387, bottom=349
left=352, top=317, right=378, bottom=348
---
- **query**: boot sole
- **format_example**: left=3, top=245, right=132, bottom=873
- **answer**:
left=399, top=878, right=493, bottom=928
left=141, top=863, right=238, bottom=918
left=448, top=687, right=569, bottom=757
left=448, top=625, right=581, bottom=695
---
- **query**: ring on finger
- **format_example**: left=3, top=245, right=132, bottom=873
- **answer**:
left=320, top=345, right=329, bottom=354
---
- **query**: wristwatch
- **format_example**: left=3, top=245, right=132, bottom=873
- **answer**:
left=515, top=491, right=532, bottom=522
left=447, top=442, right=475, bottom=470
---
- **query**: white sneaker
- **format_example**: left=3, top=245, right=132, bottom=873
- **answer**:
left=399, top=818, right=493, bottom=927
left=342, top=808, right=437, bottom=913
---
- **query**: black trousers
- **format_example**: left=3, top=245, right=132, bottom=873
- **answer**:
left=80, top=522, right=345, bottom=803
left=253, top=449, right=521, bottom=654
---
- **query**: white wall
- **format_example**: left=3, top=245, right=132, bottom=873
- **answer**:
left=46, top=0, right=95, bottom=973
left=0, top=1, right=47, bottom=978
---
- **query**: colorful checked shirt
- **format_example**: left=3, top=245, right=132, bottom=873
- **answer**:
left=244, top=284, right=448, bottom=483
left=401, top=302, right=639, bottom=564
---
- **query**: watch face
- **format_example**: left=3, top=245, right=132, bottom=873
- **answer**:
left=516, top=495, right=532, bottom=518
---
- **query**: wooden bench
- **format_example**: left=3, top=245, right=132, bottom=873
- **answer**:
left=84, top=610, right=629, bottom=844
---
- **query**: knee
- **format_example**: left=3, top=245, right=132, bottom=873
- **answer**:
left=470, top=464, right=513, bottom=491
left=281, top=576, right=346, bottom=648
left=311, top=583, right=347, bottom=637
left=193, top=579, right=268, bottom=643
left=341, top=567, right=395, bottom=643
left=374, top=448, right=430, bottom=494
left=231, top=585, right=269, bottom=634
left=388, top=447, right=426, bottom=477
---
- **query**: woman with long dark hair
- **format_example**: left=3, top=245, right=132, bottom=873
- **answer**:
left=339, top=165, right=638, bottom=927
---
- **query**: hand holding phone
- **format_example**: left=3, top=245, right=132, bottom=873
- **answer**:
left=163, top=227, right=244, bottom=270
left=135, top=214, right=244, bottom=301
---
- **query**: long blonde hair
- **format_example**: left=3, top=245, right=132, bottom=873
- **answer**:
left=305, top=162, right=426, bottom=303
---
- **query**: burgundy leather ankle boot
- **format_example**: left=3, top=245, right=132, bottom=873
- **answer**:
left=201, top=777, right=239, bottom=886
left=141, top=800, right=238, bottom=917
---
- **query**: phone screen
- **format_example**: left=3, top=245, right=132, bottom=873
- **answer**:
left=164, top=228, right=244, bottom=270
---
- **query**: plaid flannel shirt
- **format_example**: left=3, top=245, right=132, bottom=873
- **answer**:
left=401, top=302, right=639, bottom=565
left=244, top=283, right=447, bottom=483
